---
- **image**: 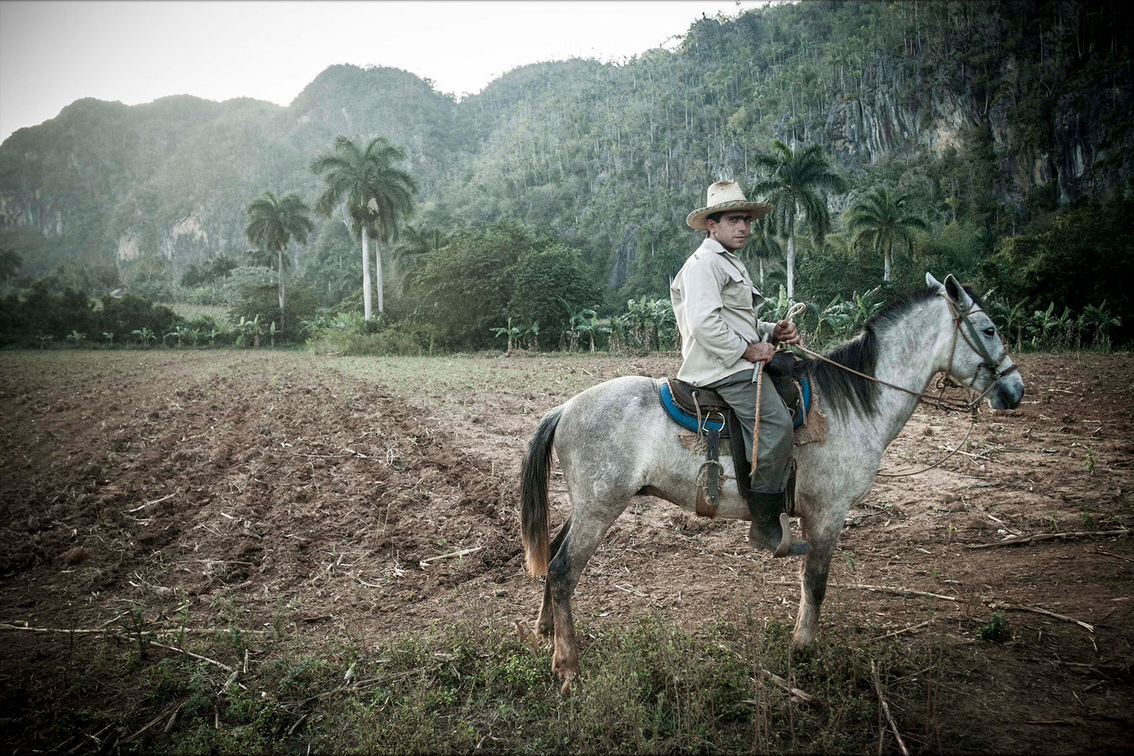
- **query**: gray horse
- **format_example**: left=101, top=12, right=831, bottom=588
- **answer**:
left=520, top=274, right=1025, bottom=692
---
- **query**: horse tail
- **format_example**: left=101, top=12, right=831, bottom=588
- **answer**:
left=520, top=406, right=563, bottom=577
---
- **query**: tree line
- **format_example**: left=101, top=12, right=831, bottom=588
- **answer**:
left=2, top=128, right=1127, bottom=354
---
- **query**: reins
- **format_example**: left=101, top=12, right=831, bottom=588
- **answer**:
left=785, top=294, right=1015, bottom=478
left=789, top=294, right=1013, bottom=414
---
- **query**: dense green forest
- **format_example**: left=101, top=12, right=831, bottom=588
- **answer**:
left=1, top=0, right=1131, bottom=351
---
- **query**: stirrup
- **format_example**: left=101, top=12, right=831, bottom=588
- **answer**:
left=771, top=512, right=811, bottom=557
left=754, top=512, right=811, bottom=558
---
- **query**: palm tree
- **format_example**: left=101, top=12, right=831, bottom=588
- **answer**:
left=311, top=136, right=417, bottom=319
left=845, top=186, right=929, bottom=283
left=0, top=247, right=22, bottom=286
left=750, top=140, right=847, bottom=300
left=245, top=190, right=314, bottom=332
left=206, top=252, right=238, bottom=282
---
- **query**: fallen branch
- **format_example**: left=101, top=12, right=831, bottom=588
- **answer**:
left=871, top=660, right=911, bottom=756
left=141, top=638, right=236, bottom=673
left=126, top=492, right=177, bottom=513
left=0, top=622, right=249, bottom=677
left=764, top=578, right=962, bottom=603
left=118, top=702, right=181, bottom=746
left=760, top=669, right=821, bottom=706
left=841, top=583, right=962, bottom=603
left=0, top=623, right=266, bottom=636
left=60, top=723, right=114, bottom=756
left=764, top=581, right=1095, bottom=634
left=988, top=601, right=1095, bottom=633
left=871, top=620, right=931, bottom=641
left=613, top=583, right=649, bottom=598
left=966, top=529, right=1129, bottom=549
left=940, top=445, right=995, bottom=462
left=418, top=545, right=484, bottom=569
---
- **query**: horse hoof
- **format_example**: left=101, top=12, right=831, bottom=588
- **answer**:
left=791, top=630, right=816, bottom=653
left=559, top=671, right=575, bottom=697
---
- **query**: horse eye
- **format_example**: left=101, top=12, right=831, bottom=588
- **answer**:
left=983, top=327, right=995, bottom=337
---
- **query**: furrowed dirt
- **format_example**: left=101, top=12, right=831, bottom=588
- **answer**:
left=1, top=349, right=1131, bottom=753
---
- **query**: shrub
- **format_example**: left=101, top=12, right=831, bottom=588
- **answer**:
left=98, top=293, right=180, bottom=345
left=227, top=280, right=320, bottom=345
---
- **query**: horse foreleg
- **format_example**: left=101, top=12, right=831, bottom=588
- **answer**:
left=792, top=516, right=842, bottom=650
left=536, top=516, right=572, bottom=639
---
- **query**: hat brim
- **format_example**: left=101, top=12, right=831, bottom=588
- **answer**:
left=686, top=200, right=771, bottom=230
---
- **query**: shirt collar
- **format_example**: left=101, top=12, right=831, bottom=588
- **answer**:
left=701, top=237, right=734, bottom=257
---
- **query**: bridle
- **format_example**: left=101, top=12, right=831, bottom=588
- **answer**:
left=943, top=295, right=1019, bottom=405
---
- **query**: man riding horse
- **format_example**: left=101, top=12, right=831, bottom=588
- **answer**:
left=670, top=179, right=810, bottom=558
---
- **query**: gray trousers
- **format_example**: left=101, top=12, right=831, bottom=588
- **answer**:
left=706, top=368, right=794, bottom=494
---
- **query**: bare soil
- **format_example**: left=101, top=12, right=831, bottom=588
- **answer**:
left=1, top=349, right=1131, bottom=753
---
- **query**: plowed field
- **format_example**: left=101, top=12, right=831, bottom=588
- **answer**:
left=1, top=349, right=1131, bottom=753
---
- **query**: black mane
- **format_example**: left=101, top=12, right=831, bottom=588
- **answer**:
left=806, top=286, right=946, bottom=418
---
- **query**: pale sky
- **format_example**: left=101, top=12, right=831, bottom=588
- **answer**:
left=0, top=0, right=769, bottom=145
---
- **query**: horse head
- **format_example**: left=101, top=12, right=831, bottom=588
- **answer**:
left=927, top=273, right=1025, bottom=410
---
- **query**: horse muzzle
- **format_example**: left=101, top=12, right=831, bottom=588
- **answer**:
left=988, top=372, right=1025, bottom=410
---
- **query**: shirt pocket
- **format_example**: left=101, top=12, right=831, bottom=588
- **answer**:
left=721, top=269, right=752, bottom=309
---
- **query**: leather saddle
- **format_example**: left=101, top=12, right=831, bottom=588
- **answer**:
left=660, top=351, right=811, bottom=434
left=658, top=351, right=811, bottom=518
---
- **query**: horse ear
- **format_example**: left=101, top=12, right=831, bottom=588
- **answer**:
left=943, top=274, right=973, bottom=308
left=925, top=272, right=945, bottom=293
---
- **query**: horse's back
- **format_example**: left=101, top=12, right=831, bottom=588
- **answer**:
left=554, top=375, right=669, bottom=496
left=561, top=374, right=660, bottom=419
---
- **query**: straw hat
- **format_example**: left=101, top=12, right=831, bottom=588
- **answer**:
left=685, top=180, right=771, bottom=230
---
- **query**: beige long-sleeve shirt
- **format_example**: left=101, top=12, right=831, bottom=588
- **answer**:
left=670, top=237, right=775, bottom=386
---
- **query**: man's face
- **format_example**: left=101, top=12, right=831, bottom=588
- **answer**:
left=707, top=212, right=751, bottom=251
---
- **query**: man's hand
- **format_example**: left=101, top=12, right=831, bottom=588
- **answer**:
left=772, top=319, right=802, bottom=346
left=742, top=340, right=776, bottom=364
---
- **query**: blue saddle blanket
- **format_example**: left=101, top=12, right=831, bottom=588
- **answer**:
left=659, top=377, right=811, bottom=434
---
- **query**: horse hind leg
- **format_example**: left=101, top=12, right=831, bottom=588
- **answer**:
left=536, top=516, right=571, bottom=639
left=545, top=499, right=626, bottom=695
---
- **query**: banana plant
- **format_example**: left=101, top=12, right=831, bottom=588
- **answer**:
left=523, top=321, right=540, bottom=351
left=569, top=307, right=607, bottom=352
left=986, top=298, right=1028, bottom=351
left=1078, top=301, right=1121, bottom=349
left=816, top=287, right=884, bottom=343
left=1026, top=302, right=1074, bottom=348
left=490, top=316, right=522, bottom=353
left=131, top=327, right=155, bottom=348
left=235, top=315, right=263, bottom=348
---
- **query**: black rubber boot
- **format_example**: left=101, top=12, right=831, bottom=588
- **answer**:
left=747, top=490, right=811, bottom=557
